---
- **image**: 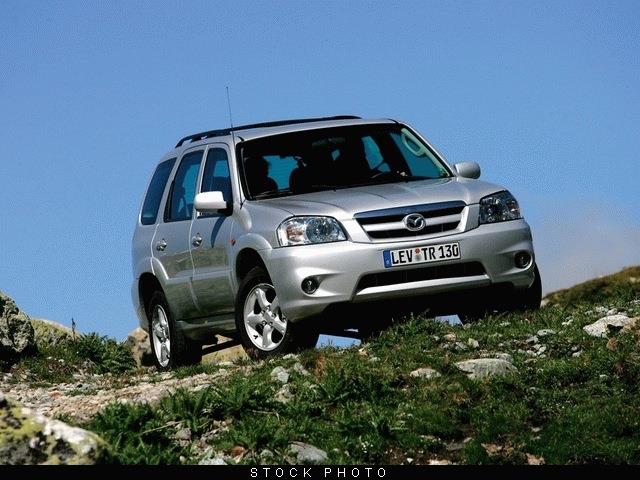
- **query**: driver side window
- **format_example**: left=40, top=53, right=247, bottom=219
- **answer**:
left=165, top=150, right=203, bottom=222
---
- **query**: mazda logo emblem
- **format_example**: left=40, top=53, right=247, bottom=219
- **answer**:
left=403, top=213, right=426, bottom=231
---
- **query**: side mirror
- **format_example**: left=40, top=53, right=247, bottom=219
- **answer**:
left=194, top=191, right=228, bottom=213
left=454, top=162, right=481, bottom=179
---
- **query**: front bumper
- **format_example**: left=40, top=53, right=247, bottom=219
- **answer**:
left=261, top=219, right=536, bottom=322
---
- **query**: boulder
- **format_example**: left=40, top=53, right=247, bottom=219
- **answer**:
left=124, top=328, right=154, bottom=367
left=0, top=292, right=36, bottom=359
left=202, top=336, right=248, bottom=365
left=30, top=318, right=73, bottom=349
left=455, top=358, right=518, bottom=380
left=0, top=392, right=108, bottom=464
left=583, top=314, right=635, bottom=338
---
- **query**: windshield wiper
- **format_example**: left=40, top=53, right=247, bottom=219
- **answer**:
left=252, top=188, right=291, bottom=199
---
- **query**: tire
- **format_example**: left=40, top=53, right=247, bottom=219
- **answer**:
left=510, top=264, right=542, bottom=312
left=235, top=267, right=319, bottom=360
left=458, top=264, right=542, bottom=324
left=147, top=290, right=202, bottom=371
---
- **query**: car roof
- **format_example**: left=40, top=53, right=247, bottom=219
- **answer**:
left=163, top=116, right=398, bottom=158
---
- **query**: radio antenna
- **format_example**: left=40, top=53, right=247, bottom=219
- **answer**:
left=226, top=86, right=235, bottom=131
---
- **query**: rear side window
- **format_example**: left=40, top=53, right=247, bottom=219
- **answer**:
left=141, top=158, right=176, bottom=225
left=165, top=151, right=204, bottom=222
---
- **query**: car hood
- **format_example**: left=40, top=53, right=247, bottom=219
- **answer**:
left=259, top=177, right=505, bottom=220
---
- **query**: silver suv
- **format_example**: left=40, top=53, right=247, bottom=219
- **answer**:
left=132, top=116, right=541, bottom=369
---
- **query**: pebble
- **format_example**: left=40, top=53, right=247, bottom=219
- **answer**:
left=409, top=367, right=441, bottom=380
left=467, top=338, right=480, bottom=349
left=536, top=329, right=556, bottom=337
left=289, top=442, right=328, bottom=464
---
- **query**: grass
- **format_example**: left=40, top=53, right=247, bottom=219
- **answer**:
left=80, top=282, right=640, bottom=464
left=544, top=266, right=640, bottom=307
left=5, top=333, right=135, bottom=384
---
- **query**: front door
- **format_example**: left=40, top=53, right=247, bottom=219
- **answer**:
left=190, top=145, right=235, bottom=316
left=153, top=149, right=204, bottom=320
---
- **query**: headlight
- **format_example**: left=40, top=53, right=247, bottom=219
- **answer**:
left=277, top=216, right=347, bottom=246
left=479, top=191, right=522, bottom=224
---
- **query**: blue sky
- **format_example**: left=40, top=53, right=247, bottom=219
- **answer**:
left=1, top=1, right=639, bottom=340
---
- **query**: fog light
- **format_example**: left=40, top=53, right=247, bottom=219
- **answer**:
left=515, top=251, right=532, bottom=269
left=301, top=277, right=319, bottom=294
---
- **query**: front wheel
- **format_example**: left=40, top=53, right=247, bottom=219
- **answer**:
left=458, top=265, right=542, bottom=324
left=235, top=267, right=319, bottom=360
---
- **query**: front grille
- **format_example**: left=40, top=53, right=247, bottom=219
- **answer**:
left=355, top=201, right=465, bottom=240
left=356, top=261, right=485, bottom=291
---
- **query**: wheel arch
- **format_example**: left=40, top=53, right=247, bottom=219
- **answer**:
left=235, top=248, right=270, bottom=284
left=138, top=272, right=164, bottom=322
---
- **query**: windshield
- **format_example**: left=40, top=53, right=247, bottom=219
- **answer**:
left=237, top=124, right=452, bottom=200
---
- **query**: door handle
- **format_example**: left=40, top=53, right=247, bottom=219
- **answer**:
left=191, top=233, right=203, bottom=248
left=155, top=239, right=167, bottom=251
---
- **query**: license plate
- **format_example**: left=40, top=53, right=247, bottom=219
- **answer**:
left=383, top=242, right=460, bottom=268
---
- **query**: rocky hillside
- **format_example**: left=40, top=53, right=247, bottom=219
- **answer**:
left=1, top=268, right=640, bottom=465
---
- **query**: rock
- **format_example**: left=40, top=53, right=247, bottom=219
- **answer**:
left=607, top=308, right=618, bottom=315
left=572, top=350, right=582, bottom=358
left=428, top=459, right=453, bottom=465
left=283, top=353, right=298, bottom=360
left=526, top=453, right=545, bottom=465
left=561, top=318, right=573, bottom=326
left=532, top=344, right=547, bottom=355
left=443, top=333, right=457, bottom=342
left=199, top=456, right=227, bottom=465
left=454, top=342, right=467, bottom=351
left=0, top=291, right=36, bottom=359
left=30, top=319, right=73, bottom=348
left=540, top=299, right=550, bottom=308
left=174, top=427, right=191, bottom=442
left=499, top=322, right=511, bottom=327
left=289, top=441, right=328, bottom=464
left=525, top=335, right=539, bottom=344
left=0, top=393, right=107, bottom=464
left=274, top=384, right=294, bottom=404
left=409, top=367, right=441, bottom=380
left=467, top=338, right=480, bottom=349
left=493, top=353, right=514, bottom=363
left=258, top=448, right=273, bottom=460
left=230, top=445, right=246, bottom=459
left=270, top=366, right=289, bottom=384
left=583, top=314, right=634, bottom=338
left=124, top=328, right=154, bottom=367
left=536, top=329, right=556, bottom=337
left=293, top=362, right=310, bottom=376
left=202, top=336, right=248, bottom=365
left=455, top=358, right=518, bottom=380
left=593, top=306, right=608, bottom=315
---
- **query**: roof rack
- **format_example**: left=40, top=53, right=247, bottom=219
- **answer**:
left=175, top=115, right=361, bottom=148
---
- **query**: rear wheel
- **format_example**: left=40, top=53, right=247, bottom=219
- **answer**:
left=148, top=291, right=202, bottom=370
left=235, top=267, right=319, bottom=360
left=458, top=265, right=542, bottom=324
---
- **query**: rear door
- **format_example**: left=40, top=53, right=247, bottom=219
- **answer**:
left=189, top=145, right=235, bottom=315
left=153, top=149, right=204, bottom=320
